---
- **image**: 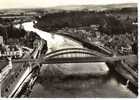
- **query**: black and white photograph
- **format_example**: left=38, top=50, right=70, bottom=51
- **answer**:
left=0, top=0, right=138, bottom=98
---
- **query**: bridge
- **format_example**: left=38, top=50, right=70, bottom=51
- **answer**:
left=0, top=46, right=138, bottom=97
left=13, top=47, right=138, bottom=86
left=10, top=47, right=136, bottom=64
left=13, top=47, right=138, bottom=93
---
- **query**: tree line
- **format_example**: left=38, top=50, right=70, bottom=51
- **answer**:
left=36, top=7, right=137, bottom=35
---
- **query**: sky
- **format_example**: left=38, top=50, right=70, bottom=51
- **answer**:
left=0, top=0, right=138, bottom=9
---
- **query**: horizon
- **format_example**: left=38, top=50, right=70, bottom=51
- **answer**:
left=0, top=3, right=137, bottom=10
left=0, top=0, right=138, bottom=9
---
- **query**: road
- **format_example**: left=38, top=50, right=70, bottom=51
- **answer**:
left=15, top=21, right=136, bottom=97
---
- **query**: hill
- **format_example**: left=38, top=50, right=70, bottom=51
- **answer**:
left=49, top=3, right=137, bottom=11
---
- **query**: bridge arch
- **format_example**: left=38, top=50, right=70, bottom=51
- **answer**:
left=44, top=47, right=106, bottom=59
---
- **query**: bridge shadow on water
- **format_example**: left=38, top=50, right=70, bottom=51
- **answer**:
left=29, top=63, right=137, bottom=98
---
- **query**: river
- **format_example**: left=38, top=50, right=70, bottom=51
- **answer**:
left=15, top=22, right=136, bottom=98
